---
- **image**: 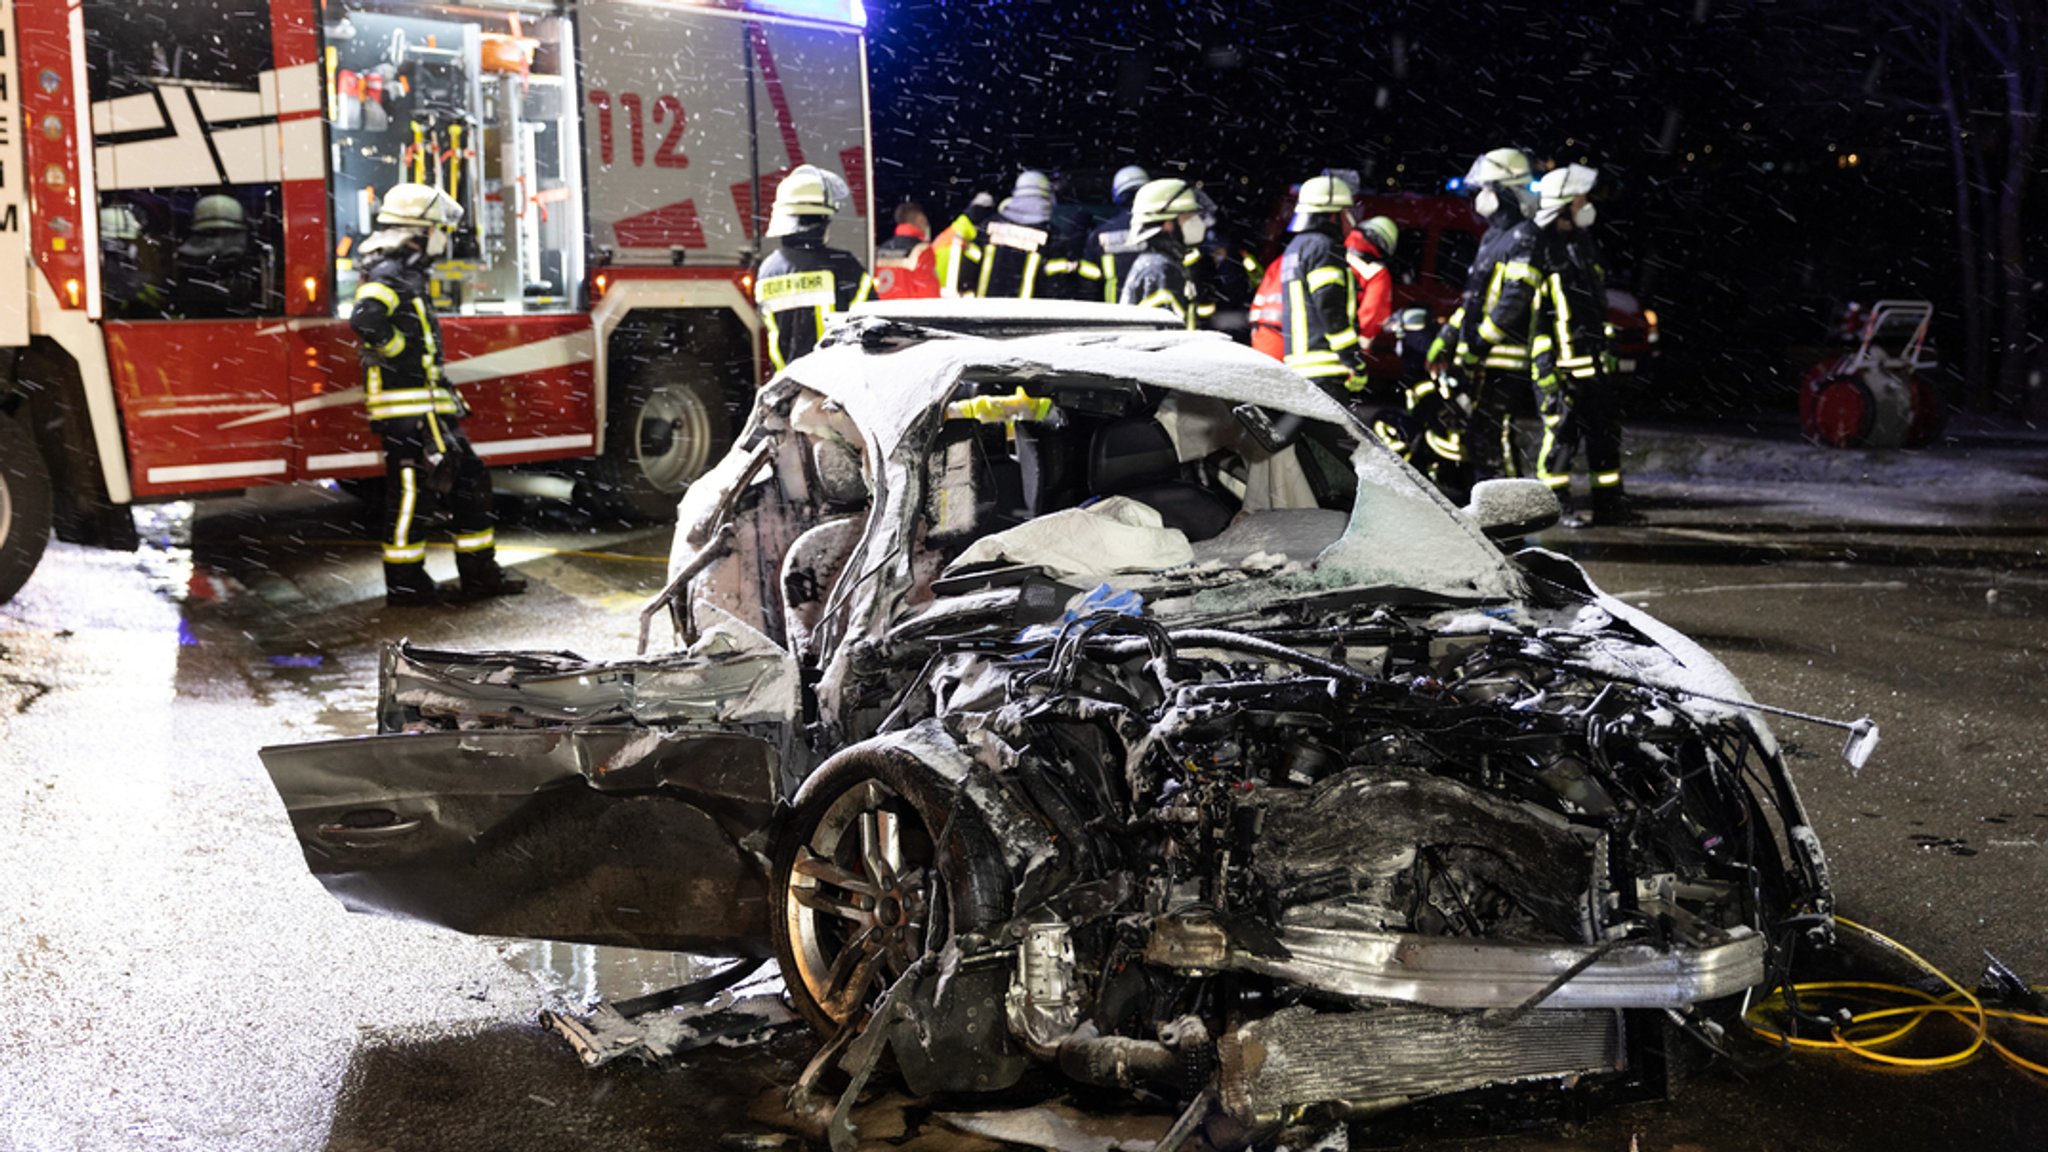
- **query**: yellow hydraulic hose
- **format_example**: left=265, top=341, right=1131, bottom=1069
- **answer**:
left=1746, top=916, right=2048, bottom=1077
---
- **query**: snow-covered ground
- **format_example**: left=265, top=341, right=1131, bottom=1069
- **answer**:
left=1620, top=414, right=2048, bottom=534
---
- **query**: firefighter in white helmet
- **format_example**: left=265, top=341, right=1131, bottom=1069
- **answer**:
left=1277, top=173, right=1366, bottom=396
left=753, top=164, right=873, bottom=371
left=1530, top=164, right=1637, bottom=525
left=1421, top=147, right=1543, bottom=495
left=353, top=182, right=524, bottom=607
left=1079, top=163, right=1150, bottom=303
left=1118, top=177, right=1204, bottom=328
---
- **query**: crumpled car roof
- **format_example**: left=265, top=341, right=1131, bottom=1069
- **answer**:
left=784, top=318, right=1521, bottom=602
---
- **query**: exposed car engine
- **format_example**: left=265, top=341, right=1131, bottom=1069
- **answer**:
left=774, top=571, right=1832, bottom=1142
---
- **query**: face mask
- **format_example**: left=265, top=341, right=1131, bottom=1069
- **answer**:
left=426, top=228, right=450, bottom=258
left=1474, top=188, right=1499, bottom=218
left=1573, top=203, right=1597, bottom=229
left=1180, top=215, right=1207, bottom=246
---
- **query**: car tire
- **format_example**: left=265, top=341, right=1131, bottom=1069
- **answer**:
left=0, top=414, right=54, bottom=605
left=583, top=351, right=733, bottom=522
left=770, top=748, right=1009, bottom=1035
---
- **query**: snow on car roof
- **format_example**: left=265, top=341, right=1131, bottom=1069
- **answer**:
left=842, top=297, right=1185, bottom=332
left=793, top=315, right=1350, bottom=451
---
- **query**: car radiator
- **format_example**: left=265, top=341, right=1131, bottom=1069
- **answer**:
left=1216, top=1003, right=1624, bottom=1127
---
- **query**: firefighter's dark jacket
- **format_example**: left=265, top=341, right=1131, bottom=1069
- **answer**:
left=1532, top=227, right=1608, bottom=391
left=975, top=211, right=1081, bottom=300
left=1081, top=208, right=1140, bottom=303
left=754, top=225, right=874, bottom=371
left=1120, top=234, right=1197, bottom=329
left=352, top=249, right=463, bottom=425
left=1433, top=201, right=1542, bottom=374
left=1277, top=226, right=1361, bottom=381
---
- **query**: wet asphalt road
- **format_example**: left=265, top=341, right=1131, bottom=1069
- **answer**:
left=4, top=478, right=2048, bottom=1151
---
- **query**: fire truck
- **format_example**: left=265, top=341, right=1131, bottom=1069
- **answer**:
left=0, top=0, right=872, bottom=603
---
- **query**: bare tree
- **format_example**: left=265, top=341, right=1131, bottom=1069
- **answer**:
left=1884, top=0, right=2045, bottom=412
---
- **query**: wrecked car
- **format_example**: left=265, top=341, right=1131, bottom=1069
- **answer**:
left=262, top=299, right=1837, bottom=1141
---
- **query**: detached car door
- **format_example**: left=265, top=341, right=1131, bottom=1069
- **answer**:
left=260, top=620, right=798, bottom=957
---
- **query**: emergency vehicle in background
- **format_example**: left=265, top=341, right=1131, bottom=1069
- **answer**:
left=0, top=0, right=872, bottom=603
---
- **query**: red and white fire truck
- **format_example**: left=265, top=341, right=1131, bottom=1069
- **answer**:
left=0, top=0, right=872, bottom=602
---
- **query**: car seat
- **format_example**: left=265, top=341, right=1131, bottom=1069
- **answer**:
left=1086, top=417, right=1239, bottom=541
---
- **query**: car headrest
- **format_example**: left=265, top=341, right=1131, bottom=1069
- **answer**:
left=1087, top=417, right=1179, bottom=496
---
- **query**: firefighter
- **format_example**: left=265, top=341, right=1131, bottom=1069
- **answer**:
left=975, top=170, right=1080, bottom=300
left=753, top=164, right=874, bottom=371
left=1428, top=147, right=1543, bottom=494
left=1530, top=164, right=1638, bottom=525
left=1183, top=188, right=1257, bottom=340
left=98, top=202, right=168, bottom=319
left=1249, top=249, right=1285, bottom=360
left=1118, top=178, right=1204, bottom=328
left=1345, top=215, right=1399, bottom=350
left=353, top=182, right=524, bottom=607
left=1277, top=174, right=1365, bottom=398
left=873, top=201, right=940, bottom=300
left=1196, top=220, right=1262, bottom=344
left=1079, top=164, right=1149, bottom=304
left=933, top=191, right=996, bottom=297
left=171, top=193, right=270, bottom=318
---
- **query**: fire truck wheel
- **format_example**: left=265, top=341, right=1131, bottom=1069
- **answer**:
left=0, top=413, right=54, bottom=605
left=586, top=354, right=733, bottom=521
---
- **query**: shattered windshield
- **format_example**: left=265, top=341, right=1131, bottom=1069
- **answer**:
left=791, top=329, right=1522, bottom=611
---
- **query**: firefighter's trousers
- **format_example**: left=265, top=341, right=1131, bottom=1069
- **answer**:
left=1537, top=373, right=1625, bottom=497
left=1458, top=367, right=1526, bottom=492
left=378, top=418, right=497, bottom=594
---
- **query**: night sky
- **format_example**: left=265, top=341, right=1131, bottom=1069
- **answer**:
left=864, top=0, right=2039, bottom=412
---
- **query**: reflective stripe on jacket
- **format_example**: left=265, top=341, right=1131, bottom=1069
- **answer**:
left=1450, top=216, right=1541, bottom=373
left=1531, top=227, right=1608, bottom=391
left=352, top=257, right=462, bottom=423
left=755, top=236, right=875, bottom=371
left=1120, top=246, right=1197, bottom=329
left=1278, top=229, right=1359, bottom=381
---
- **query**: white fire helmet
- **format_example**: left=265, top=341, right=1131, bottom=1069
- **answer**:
left=766, top=164, right=850, bottom=238
left=1111, top=164, right=1151, bottom=203
left=1464, top=147, right=1532, bottom=188
left=1289, top=173, right=1355, bottom=233
left=1466, top=147, right=1538, bottom=219
left=371, top=182, right=464, bottom=256
left=1356, top=215, right=1399, bottom=256
left=1129, top=178, right=1204, bottom=245
left=1537, top=164, right=1600, bottom=227
left=375, top=182, right=463, bottom=230
left=1001, top=169, right=1056, bottom=226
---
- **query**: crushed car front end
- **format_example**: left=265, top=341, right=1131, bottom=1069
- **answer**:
left=262, top=306, right=1835, bottom=1140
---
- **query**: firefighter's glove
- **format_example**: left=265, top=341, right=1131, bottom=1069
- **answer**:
left=1437, top=367, right=1473, bottom=414
left=359, top=344, right=392, bottom=368
left=1601, top=350, right=1622, bottom=378
left=1342, top=372, right=1370, bottom=394
left=1537, top=384, right=1569, bottom=427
